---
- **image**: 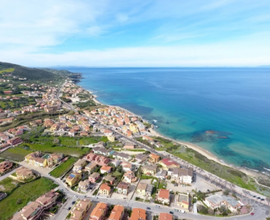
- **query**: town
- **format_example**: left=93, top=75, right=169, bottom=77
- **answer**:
left=0, top=65, right=269, bottom=220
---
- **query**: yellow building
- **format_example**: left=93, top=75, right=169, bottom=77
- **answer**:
left=66, top=172, right=81, bottom=187
left=25, top=152, right=47, bottom=167
left=129, top=124, right=138, bottom=133
left=70, top=199, right=92, bottom=220
left=107, top=135, right=115, bottom=142
left=177, top=193, right=189, bottom=210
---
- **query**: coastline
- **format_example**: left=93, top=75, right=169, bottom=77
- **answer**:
left=84, top=87, right=260, bottom=178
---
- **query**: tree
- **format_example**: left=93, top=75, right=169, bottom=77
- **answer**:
left=219, top=205, right=229, bottom=216
left=223, top=189, right=230, bottom=196
left=17, top=199, right=22, bottom=205
left=198, top=205, right=208, bottom=214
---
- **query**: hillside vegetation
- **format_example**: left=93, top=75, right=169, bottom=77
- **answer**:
left=0, top=61, right=56, bottom=81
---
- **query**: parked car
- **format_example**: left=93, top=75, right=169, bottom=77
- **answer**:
left=169, top=211, right=174, bottom=214
left=147, top=207, right=151, bottom=210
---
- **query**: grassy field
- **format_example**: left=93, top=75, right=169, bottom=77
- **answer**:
left=58, top=136, right=108, bottom=146
left=0, top=147, right=33, bottom=161
left=0, top=68, right=14, bottom=74
left=21, top=135, right=108, bottom=157
left=25, top=142, right=90, bottom=157
left=0, top=177, right=20, bottom=193
left=0, top=177, right=57, bottom=220
left=50, top=157, right=77, bottom=178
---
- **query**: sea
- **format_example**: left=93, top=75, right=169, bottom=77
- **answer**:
left=64, top=67, right=270, bottom=172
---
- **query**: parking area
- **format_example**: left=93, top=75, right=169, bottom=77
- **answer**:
left=167, top=175, right=220, bottom=194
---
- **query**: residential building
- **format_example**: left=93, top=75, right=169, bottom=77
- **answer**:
left=130, top=208, right=146, bottom=220
left=107, top=135, right=115, bottom=142
left=15, top=167, right=35, bottom=180
left=73, top=159, right=87, bottom=173
left=149, top=153, right=160, bottom=163
left=0, top=161, right=13, bottom=173
left=111, top=159, right=121, bottom=167
left=104, top=174, right=116, bottom=185
left=66, top=172, right=81, bottom=187
left=7, top=136, right=23, bottom=146
left=159, top=158, right=180, bottom=170
left=85, top=162, right=97, bottom=173
left=123, top=170, right=137, bottom=183
left=123, top=143, right=135, bottom=149
left=25, top=152, right=62, bottom=168
left=100, top=165, right=112, bottom=174
left=70, top=199, right=92, bottom=220
left=136, top=182, right=152, bottom=197
left=157, top=189, right=170, bottom=204
left=142, top=135, right=154, bottom=144
left=46, top=153, right=63, bottom=167
left=116, top=182, right=130, bottom=195
left=204, top=195, right=243, bottom=213
left=90, top=202, right=107, bottom=220
left=113, top=152, right=131, bottom=161
left=155, top=170, right=167, bottom=180
left=85, top=153, right=110, bottom=166
left=121, top=161, right=133, bottom=172
left=141, top=165, right=157, bottom=176
left=169, top=168, right=193, bottom=184
left=89, top=172, right=100, bottom=183
left=177, top=193, right=190, bottom=209
left=135, top=154, right=148, bottom=163
left=159, top=213, right=173, bottom=220
left=78, top=179, right=91, bottom=193
left=99, top=183, right=111, bottom=195
left=12, top=190, right=59, bottom=220
left=108, top=205, right=124, bottom=220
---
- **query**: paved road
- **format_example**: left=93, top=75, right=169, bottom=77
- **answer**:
left=52, top=81, right=270, bottom=220
left=0, top=168, right=18, bottom=181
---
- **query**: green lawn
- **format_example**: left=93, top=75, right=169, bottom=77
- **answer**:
left=21, top=135, right=108, bottom=157
left=0, top=147, right=33, bottom=161
left=0, top=177, right=57, bottom=220
left=25, top=142, right=89, bottom=157
left=58, top=136, right=108, bottom=146
left=50, top=157, right=77, bottom=178
left=0, top=177, right=20, bottom=193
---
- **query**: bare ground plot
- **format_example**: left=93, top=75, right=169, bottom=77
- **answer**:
left=167, top=175, right=220, bottom=194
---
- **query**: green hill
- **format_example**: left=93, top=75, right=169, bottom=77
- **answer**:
left=0, top=61, right=58, bottom=81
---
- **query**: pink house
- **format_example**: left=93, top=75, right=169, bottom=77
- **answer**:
left=89, top=172, right=100, bottom=183
left=85, top=153, right=110, bottom=166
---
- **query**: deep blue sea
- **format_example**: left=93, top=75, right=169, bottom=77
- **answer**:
left=65, top=67, right=270, bottom=171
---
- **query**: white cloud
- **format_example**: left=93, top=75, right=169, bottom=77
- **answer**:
left=2, top=32, right=269, bottom=67
left=0, top=0, right=270, bottom=66
left=0, top=0, right=108, bottom=49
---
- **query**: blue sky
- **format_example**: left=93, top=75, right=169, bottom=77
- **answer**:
left=0, top=0, right=270, bottom=67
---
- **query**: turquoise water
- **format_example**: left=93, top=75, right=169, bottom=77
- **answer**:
left=66, top=67, right=270, bottom=171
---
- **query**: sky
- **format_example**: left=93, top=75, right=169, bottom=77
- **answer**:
left=0, top=0, right=270, bottom=67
